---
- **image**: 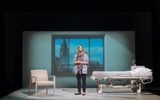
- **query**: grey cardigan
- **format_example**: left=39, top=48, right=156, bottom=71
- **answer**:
left=73, top=52, right=89, bottom=75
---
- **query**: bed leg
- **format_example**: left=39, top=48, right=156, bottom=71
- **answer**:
left=131, top=81, right=138, bottom=92
left=96, top=80, right=100, bottom=86
left=137, top=84, right=141, bottom=94
left=97, top=84, right=103, bottom=94
left=108, top=79, right=113, bottom=88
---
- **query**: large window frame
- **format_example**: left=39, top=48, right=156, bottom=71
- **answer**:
left=51, top=34, right=105, bottom=76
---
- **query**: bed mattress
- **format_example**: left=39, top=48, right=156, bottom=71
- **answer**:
left=92, top=71, right=133, bottom=78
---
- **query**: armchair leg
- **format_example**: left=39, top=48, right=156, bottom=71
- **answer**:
left=53, top=84, right=55, bottom=95
left=46, top=87, right=48, bottom=94
left=35, top=84, right=37, bottom=93
left=29, top=84, right=31, bottom=94
left=29, top=79, right=31, bottom=94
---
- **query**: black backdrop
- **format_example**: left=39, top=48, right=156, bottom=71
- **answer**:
left=1, top=0, right=160, bottom=97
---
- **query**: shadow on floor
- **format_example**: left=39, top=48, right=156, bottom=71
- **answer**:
left=21, top=91, right=35, bottom=96
left=144, top=88, right=160, bottom=96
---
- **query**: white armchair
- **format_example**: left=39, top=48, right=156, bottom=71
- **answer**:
left=29, top=69, right=56, bottom=94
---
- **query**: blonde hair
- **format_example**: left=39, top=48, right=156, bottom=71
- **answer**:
left=76, top=44, right=85, bottom=54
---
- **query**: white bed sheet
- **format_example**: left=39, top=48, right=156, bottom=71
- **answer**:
left=92, top=71, right=132, bottom=78
left=92, top=70, right=152, bottom=79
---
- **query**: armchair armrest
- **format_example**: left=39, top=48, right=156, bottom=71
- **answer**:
left=49, top=75, right=56, bottom=81
left=49, top=75, right=56, bottom=88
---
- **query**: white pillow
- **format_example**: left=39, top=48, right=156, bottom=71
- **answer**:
left=134, top=67, right=152, bottom=77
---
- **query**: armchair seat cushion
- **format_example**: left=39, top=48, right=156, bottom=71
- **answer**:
left=37, top=81, right=54, bottom=86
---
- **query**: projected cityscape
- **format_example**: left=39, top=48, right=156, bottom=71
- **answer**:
left=54, top=37, right=104, bottom=75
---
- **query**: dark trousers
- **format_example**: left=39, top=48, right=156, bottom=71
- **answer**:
left=76, top=72, right=86, bottom=93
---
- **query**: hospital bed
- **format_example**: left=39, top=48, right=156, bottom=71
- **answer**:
left=90, top=66, right=153, bottom=94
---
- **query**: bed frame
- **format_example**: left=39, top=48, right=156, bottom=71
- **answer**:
left=90, top=66, right=153, bottom=94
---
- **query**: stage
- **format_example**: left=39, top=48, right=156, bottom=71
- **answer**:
left=0, top=88, right=160, bottom=100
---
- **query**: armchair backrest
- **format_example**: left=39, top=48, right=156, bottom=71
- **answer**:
left=31, top=69, right=48, bottom=83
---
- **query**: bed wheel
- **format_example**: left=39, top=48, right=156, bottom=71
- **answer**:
left=97, top=84, right=103, bottom=93
left=131, top=82, right=139, bottom=92
left=131, top=81, right=142, bottom=93
left=131, top=87, right=138, bottom=92
left=97, top=87, right=103, bottom=94
left=98, top=89, right=103, bottom=94
left=137, top=84, right=141, bottom=94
